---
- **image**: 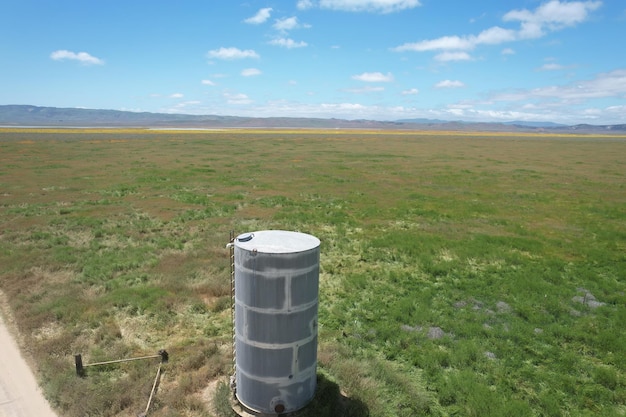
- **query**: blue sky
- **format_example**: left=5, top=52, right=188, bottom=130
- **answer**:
left=2, top=0, right=625, bottom=124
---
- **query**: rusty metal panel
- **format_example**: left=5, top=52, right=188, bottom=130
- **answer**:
left=233, top=230, right=320, bottom=415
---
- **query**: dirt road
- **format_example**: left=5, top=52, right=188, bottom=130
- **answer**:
left=0, top=311, right=59, bottom=417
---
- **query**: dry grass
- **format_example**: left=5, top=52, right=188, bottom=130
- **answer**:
left=1, top=128, right=625, bottom=416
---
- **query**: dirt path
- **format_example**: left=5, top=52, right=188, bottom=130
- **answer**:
left=0, top=304, right=59, bottom=417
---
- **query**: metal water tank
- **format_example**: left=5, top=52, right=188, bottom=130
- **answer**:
left=233, top=230, right=320, bottom=415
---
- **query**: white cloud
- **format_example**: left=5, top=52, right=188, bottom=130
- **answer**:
left=269, top=38, right=308, bottom=48
left=402, top=88, right=419, bottom=95
left=602, top=105, right=626, bottom=122
left=271, top=16, right=311, bottom=36
left=504, top=0, right=602, bottom=37
left=581, top=107, right=602, bottom=116
left=176, top=100, right=199, bottom=106
left=244, top=7, right=272, bottom=24
left=393, top=1, right=601, bottom=54
left=297, top=0, right=314, bottom=10
left=274, top=16, right=299, bottom=32
left=434, top=51, right=472, bottom=62
left=322, top=103, right=367, bottom=111
left=153, top=90, right=625, bottom=124
left=352, top=72, right=394, bottom=82
left=50, top=50, right=104, bottom=65
left=501, top=48, right=515, bottom=55
left=241, top=68, right=261, bottom=77
left=470, top=13, right=486, bottom=24
left=442, top=69, right=626, bottom=123
left=318, top=0, right=421, bottom=13
left=201, top=79, right=216, bottom=86
left=207, top=47, right=259, bottom=60
left=435, top=80, right=465, bottom=88
left=393, top=36, right=474, bottom=52
left=538, top=63, right=565, bottom=71
left=394, top=26, right=516, bottom=52
left=267, top=102, right=420, bottom=120
left=170, top=93, right=184, bottom=98
left=606, top=104, right=626, bottom=113
left=224, top=92, right=252, bottom=105
left=474, top=26, right=517, bottom=45
left=493, top=69, right=626, bottom=102
left=446, top=108, right=466, bottom=117
left=165, top=101, right=203, bottom=113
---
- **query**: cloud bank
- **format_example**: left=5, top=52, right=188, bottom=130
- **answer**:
left=393, top=1, right=602, bottom=55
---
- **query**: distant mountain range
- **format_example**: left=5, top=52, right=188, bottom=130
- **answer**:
left=395, top=118, right=566, bottom=128
left=1, top=105, right=625, bottom=133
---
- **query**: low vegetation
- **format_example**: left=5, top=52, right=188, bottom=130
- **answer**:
left=0, top=128, right=624, bottom=416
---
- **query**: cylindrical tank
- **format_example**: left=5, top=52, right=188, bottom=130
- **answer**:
left=233, top=230, right=320, bottom=415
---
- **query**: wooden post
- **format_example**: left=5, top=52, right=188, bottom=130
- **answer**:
left=75, top=354, right=84, bottom=376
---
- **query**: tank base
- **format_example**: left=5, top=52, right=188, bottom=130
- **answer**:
left=230, top=390, right=308, bottom=417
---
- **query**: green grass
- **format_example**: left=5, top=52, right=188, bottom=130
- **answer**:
left=0, top=128, right=625, bottom=416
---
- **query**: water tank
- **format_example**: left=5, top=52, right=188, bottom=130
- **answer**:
left=233, top=230, right=320, bottom=415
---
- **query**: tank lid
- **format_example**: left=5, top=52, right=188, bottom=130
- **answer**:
left=235, top=230, right=320, bottom=254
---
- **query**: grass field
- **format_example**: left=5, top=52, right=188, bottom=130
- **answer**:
left=0, top=128, right=624, bottom=417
